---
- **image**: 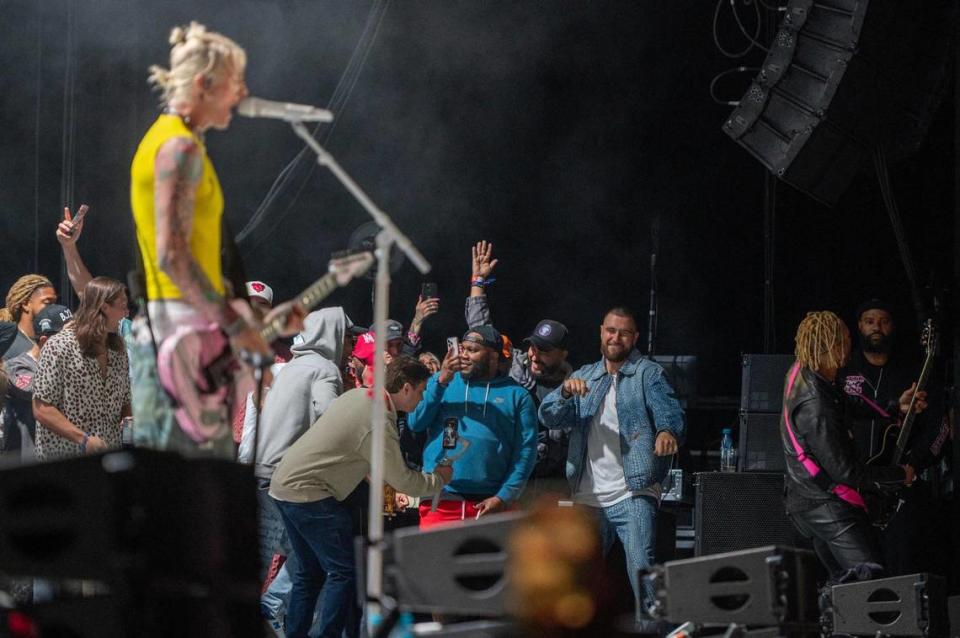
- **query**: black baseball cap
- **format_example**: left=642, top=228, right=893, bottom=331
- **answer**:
left=384, top=319, right=404, bottom=342
left=33, top=304, right=73, bottom=338
left=524, top=319, right=568, bottom=351
left=463, top=325, right=502, bottom=351
left=856, top=298, right=895, bottom=321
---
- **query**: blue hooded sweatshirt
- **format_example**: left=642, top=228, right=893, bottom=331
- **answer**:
left=407, top=372, right=538, bottom=503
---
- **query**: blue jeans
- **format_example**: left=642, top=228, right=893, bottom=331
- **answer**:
left=273, top=497, right=360, bottom=638
left=595, top=495, right=658, bottom=619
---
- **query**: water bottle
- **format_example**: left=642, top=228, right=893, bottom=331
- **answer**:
left=720, top=427, right=737, bottom=472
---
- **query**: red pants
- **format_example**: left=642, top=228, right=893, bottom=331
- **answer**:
left=418, top=498, right=517, bottom=529
left=418, top=499, right=484, bottom=530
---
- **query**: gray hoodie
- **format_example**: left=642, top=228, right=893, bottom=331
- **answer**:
left=254, top=307, right=352, bottom=480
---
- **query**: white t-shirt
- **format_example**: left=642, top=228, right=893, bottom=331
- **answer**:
left=574, top=377, right=661, bottom=507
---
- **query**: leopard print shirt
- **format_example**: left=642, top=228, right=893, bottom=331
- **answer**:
left=32, top=326, right=130, bottom=461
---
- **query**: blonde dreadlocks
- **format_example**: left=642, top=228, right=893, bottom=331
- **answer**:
left=794, top=310, right=849, bottom=372
left=0, top=275, right=54, bottom=323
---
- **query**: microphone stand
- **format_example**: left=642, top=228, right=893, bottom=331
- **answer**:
left=289, top=120, right=431, bottom=634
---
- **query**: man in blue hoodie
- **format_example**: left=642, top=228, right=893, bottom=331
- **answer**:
left=407, top=324, right=538, bottom=528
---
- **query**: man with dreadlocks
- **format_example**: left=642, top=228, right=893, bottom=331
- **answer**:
left=0, top=275, right=57, bottom=362
left=781, top=311, right=922, bottom=582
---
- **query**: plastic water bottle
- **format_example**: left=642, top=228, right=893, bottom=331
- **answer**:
left=720, top=427, right=737, bottom=472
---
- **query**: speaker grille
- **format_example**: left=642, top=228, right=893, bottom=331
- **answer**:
left=694, top=472, right=797, bottom=556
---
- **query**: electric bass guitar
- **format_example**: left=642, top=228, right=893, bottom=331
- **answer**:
left=157, top=251, right=374, bottom=443
left=865, top=319, right=937, bottom=528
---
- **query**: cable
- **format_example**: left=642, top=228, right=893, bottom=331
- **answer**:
left=59, top=0, right=79, bottom=307
left=33, top=0, right=44, bottom=272
left=873, top=146, right=926, bottom=324
left=236, top=0, right=391, bottom=246
left=713, top=0, right=756, bottom=58
left=730, top=0, right=770, bottom=53
left=709, top=66, right=760, bottom=105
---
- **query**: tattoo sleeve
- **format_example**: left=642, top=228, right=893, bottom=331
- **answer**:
left=154, top=137, right=238, bottom=327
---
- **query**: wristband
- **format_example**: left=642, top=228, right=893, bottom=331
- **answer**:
left=406, top=330, right=422, bottom=345
left=80, top=432, right=89, bottom=453
left=470, top=277, right=496, bottom=288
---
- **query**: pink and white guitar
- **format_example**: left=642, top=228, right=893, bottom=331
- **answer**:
left=157, top=251, right=374, bottom=443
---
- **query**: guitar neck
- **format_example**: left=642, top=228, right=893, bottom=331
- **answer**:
left=892, top=351, right=934, bottom=465
left=259, top=271, right=339, bottom=344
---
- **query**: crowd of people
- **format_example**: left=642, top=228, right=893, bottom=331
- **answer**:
left=0, top=20, right=952, bottom=638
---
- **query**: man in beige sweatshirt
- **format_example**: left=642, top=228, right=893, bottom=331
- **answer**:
left=270, top=356, right=452, bottom=638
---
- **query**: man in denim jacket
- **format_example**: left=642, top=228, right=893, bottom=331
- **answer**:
left=539, top=306, right=685, bottom=620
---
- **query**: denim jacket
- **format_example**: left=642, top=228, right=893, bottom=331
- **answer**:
left=539, top=349, right=685, bottom=495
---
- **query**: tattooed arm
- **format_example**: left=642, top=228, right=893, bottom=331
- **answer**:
left=154, top=136, right=268, bottom=352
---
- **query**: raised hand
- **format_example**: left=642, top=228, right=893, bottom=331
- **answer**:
left=411, top=295, right=439, bottom=331
left=471, top=240, right=498, bottom=280
left=56, top=205, right=88, bottom=246
left=438, top=346, right=463, bottom=385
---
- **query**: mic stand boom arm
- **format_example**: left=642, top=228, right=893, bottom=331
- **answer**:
left=289, top=120, right=431, bottom=634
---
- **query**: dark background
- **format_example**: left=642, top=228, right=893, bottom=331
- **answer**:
left=1, top=0, right=954, bottom=400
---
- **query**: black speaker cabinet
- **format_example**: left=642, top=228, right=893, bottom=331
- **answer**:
left=0, top=449, right=258, bottom=589
left=694, top=472, right=798, bottom=556
left=723, top=0, right=957, bottom=206
left=831, top=573, right=947, bottom=637
left=741, top=354, right=793, bottom=413
left=386, top=511, right=524, bottom=615
left=739, top=412, right=786, bottom=472
left=646, top=545, right=819, bottom=627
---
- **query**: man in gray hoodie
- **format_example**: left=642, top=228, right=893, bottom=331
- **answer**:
left=254, top=307, right=353, bottom=480
left=249, top=306, right=354, bottom=633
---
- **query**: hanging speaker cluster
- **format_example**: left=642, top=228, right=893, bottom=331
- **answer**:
left=723, top=0, right=956, bottom=206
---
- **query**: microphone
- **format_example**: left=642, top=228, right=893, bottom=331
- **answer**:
left=237, top=97, right=334, bottom=123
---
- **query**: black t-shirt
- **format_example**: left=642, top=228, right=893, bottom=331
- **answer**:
left=1, top=351, right=38, bottom=463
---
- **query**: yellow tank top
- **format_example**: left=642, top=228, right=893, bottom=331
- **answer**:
left=130, top=114, right=225, bottom=300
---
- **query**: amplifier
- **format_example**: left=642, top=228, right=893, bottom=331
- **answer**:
left=739, top=412, right=786, bottom=472
left=694, top=472, right=799, bottom=556
left=741, top=354, right=793, bottom=413
left=830, top=573, right=947, bottom=637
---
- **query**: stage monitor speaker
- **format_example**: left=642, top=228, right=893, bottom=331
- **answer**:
left=739, top=412, right=786, bottom=472
left=0, top=449, right=258, bottom=590
left=386, top=511, right=525, bottom=615
left=646, top=545, right=819, bottom=627
left=722, top=0, right=957, bottom=206
left=694, top=472, right=800, bottom=556
left=830, top=573, right=947, bottom=637
left=741, top=354, right=793, bottom=413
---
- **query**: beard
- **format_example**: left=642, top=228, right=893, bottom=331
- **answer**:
left=531, top=360, right=562, bottom=380
left=461, top=356, right=491, bottom=380
left=601, top=343, right=630, bottom=363
left=859, top=331, right=891, bottom=354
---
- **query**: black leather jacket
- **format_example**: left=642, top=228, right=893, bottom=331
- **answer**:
left=780, top=365, right=905, bottom=513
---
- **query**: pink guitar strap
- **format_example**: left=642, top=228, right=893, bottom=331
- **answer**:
left=782, top=362, right=867, bottom=511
